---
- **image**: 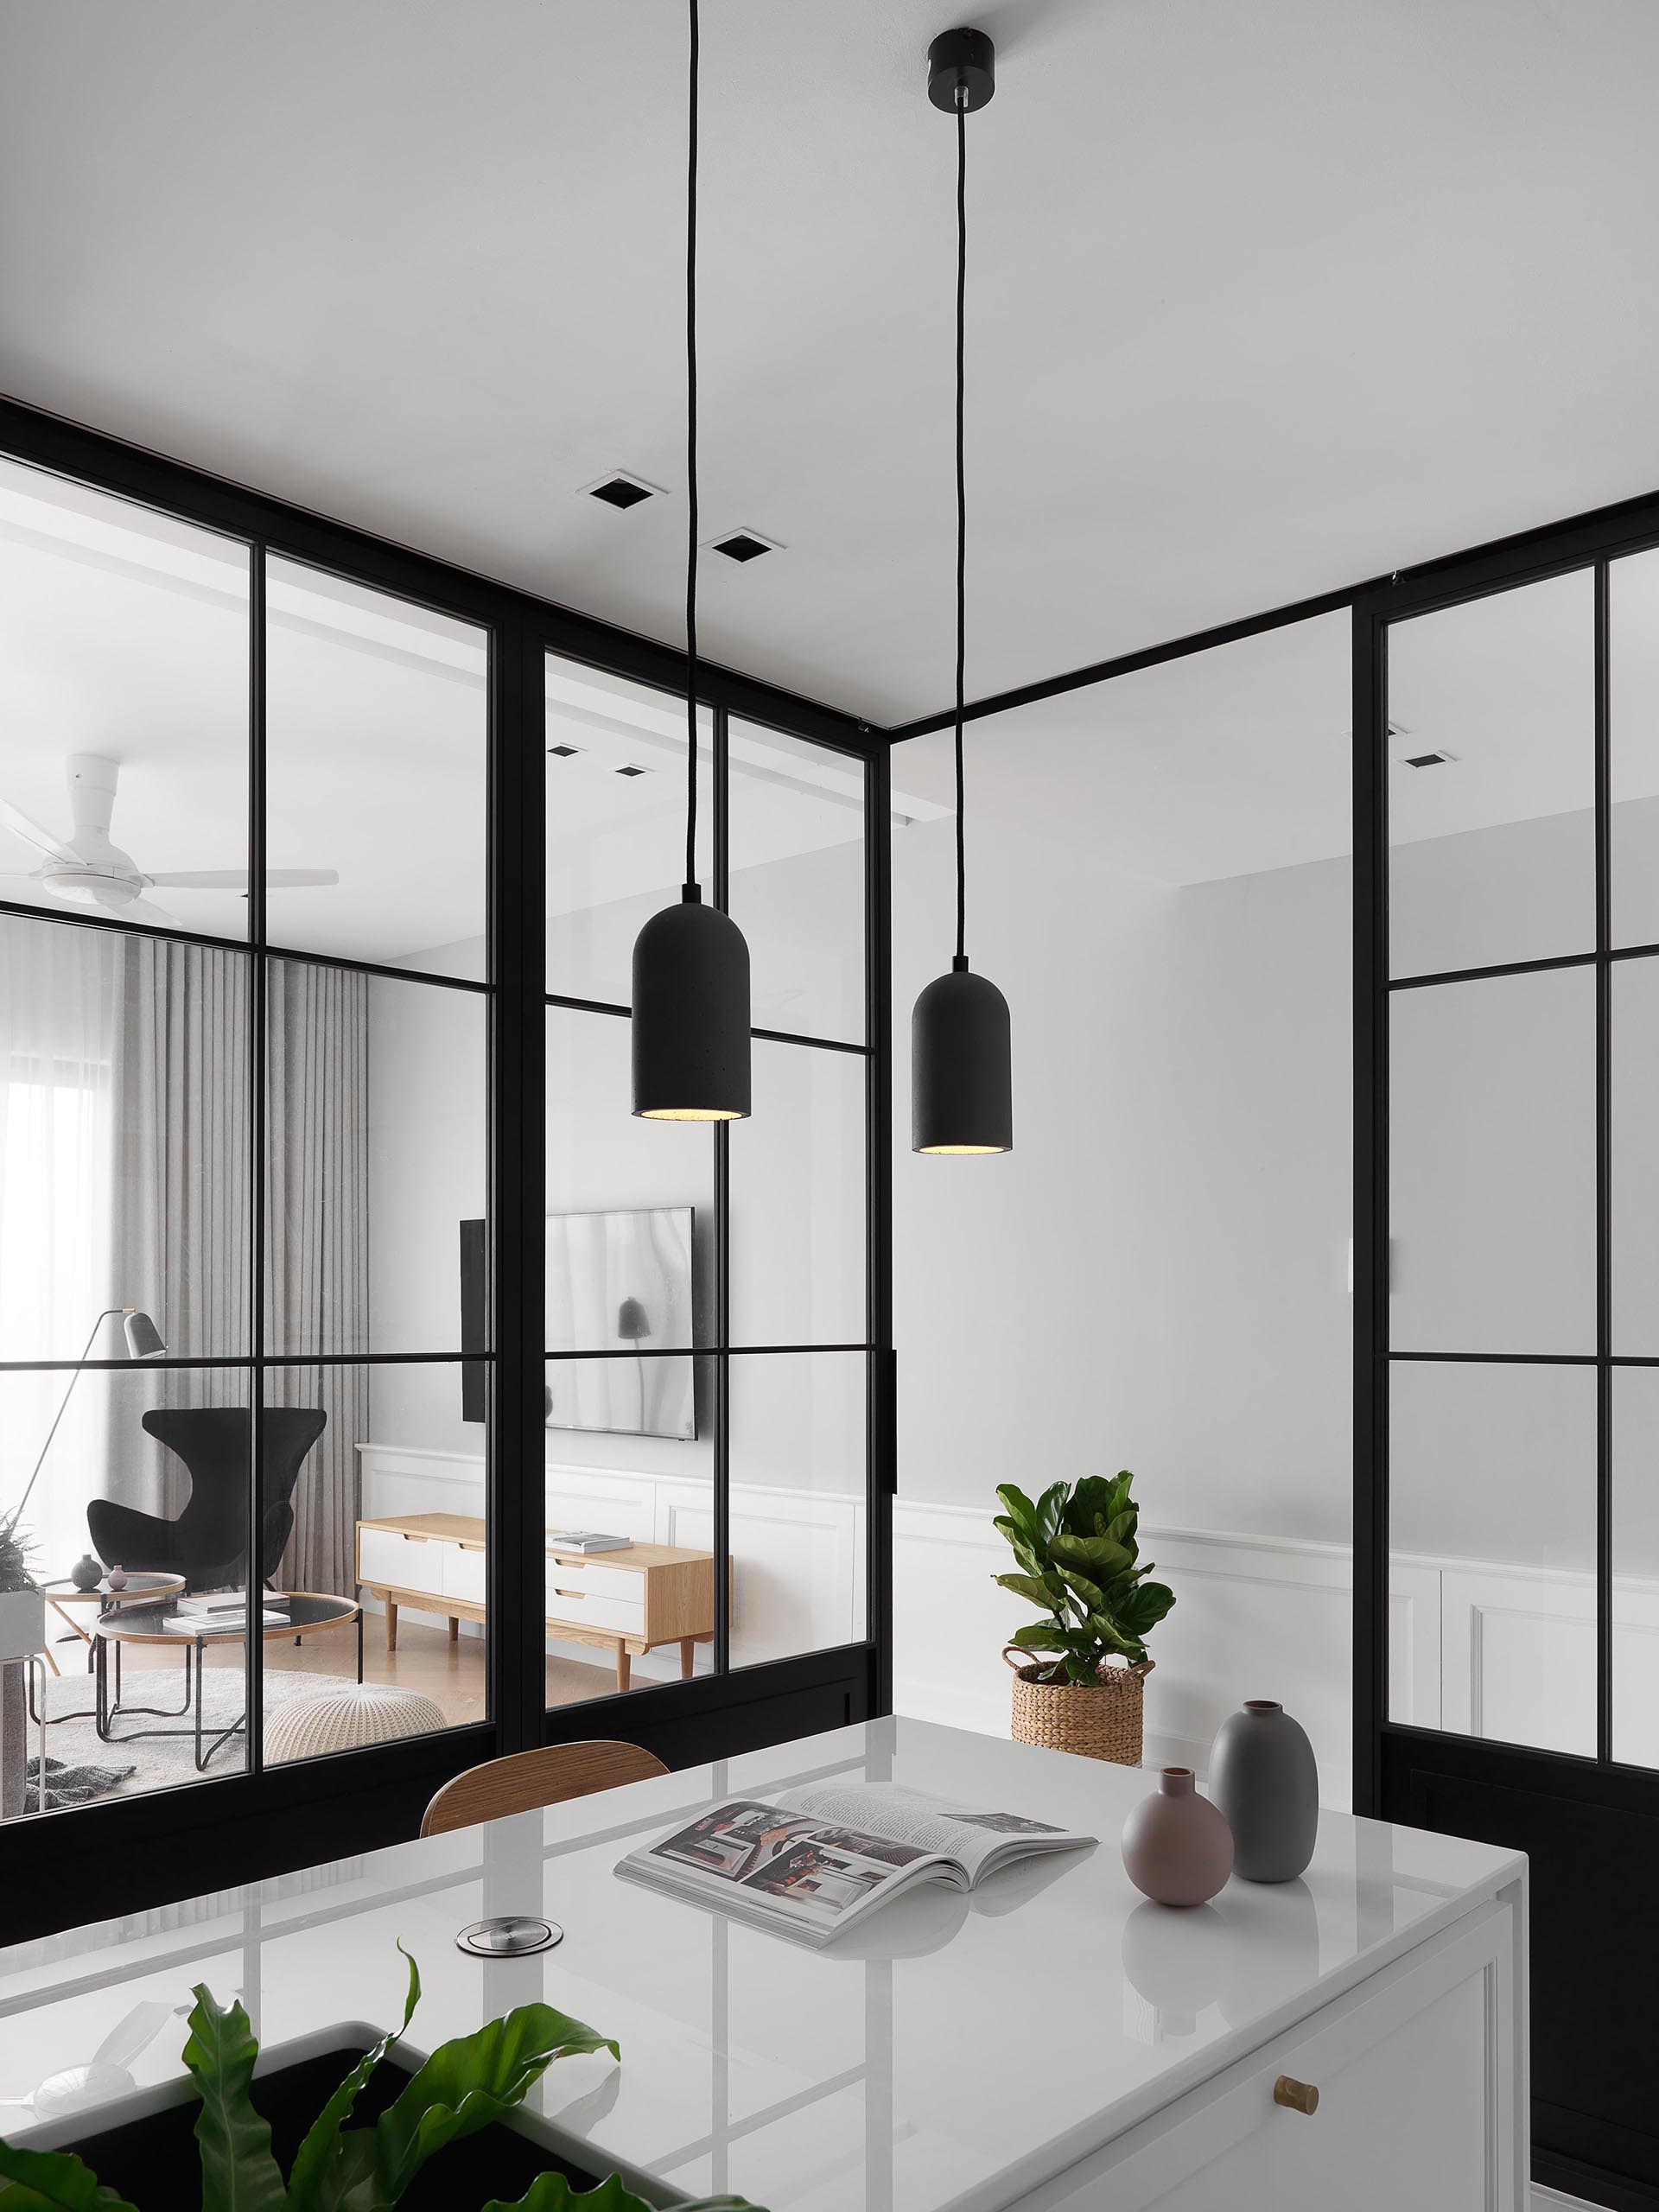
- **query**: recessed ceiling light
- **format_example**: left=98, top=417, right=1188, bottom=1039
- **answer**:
left=709, top=528, right=780, bottom=563
left=615, top=764, right=649, bottom=778
left=580, top=471, right=663, bottom=511
left=548, top=743, right=582, bottom=758
left=1403, top=750, right=1457, bottom=768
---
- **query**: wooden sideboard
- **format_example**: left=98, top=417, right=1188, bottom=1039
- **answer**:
left=354, top=1513, right=715, bottom=1692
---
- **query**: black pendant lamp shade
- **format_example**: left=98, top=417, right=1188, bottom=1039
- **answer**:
left=631, top=0, right=752, bottom=1122
left=912, top=25, right=1012, bottom=1157
left=632, top=888, right=751, bottom=1121
left=913, top=957, right=1011, bottom=1154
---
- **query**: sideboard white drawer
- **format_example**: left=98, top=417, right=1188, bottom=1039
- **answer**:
left=545, top=1567, right=645, bottom=1637
left=359, top=1527, right=443, bottom=1598
left=441, top=1541, right=487, bottom=1605
left=1036, top=1903, right=1516, bottom=2212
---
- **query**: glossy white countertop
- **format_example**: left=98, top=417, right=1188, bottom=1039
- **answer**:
left=0, top=1719, right=1524, bottom=2212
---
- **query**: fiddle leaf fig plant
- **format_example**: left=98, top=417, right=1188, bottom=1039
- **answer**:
left=0, top=1947, right=762, bottom=2212
left=994, top=1472, right=1175, bottom=1682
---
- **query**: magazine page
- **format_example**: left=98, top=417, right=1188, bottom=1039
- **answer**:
left=772, top=1781, right=1093, bottom=1885
left=620, top=1798, right=956, bottom=1938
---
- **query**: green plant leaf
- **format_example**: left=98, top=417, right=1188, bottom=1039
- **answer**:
left=181, top=1984, right=289, bottom=2212
left=1052, top=1566, right=1104, bottom=1613
left=1061, top=1476, right=1117, bottom=1538
left=992, top=1571, right=1058, bottom=1610
left=0, top=2143, right=139, bottom=2212
left=1051, top=1532, right=1132, bottom=1580
left=1032, top=1483, right=1069, bottom=1552
left=479, top=2177, right=765, bottom=2212
left=1103, top=1510, right=1137, bottom=1550
left=1116, top=1580, right=1176, bottom=1636
left=1061, top=1653, right=1098, bottom=1683
left=287, top=1944, right=424, bottom=2212
left=1007, top=1620, right=1071, bottom=1651
left=995, top=1522, right=1044, bottom=1574
left=337, top=2002, right=620, bottom=2212
left=993, top=1484, right=1039, bottom=1537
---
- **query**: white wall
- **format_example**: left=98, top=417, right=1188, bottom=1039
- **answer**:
left=890, top=807, right=1353, bottom=1543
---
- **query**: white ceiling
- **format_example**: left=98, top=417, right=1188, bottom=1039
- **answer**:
left=0, top=456, right=940, bottom=962
left=3, top=3, right=1659, bottom=727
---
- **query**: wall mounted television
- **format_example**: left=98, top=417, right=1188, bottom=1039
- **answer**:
left=460, top=1206, right=698, bottom=1441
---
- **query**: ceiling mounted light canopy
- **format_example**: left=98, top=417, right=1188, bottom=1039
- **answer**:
left=912, top=27, right=1012, bottom=1158
left=632, top=0, right=752, bottom=1124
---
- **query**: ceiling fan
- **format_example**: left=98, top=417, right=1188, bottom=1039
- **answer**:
left=0, top=755, right=337, bottom=925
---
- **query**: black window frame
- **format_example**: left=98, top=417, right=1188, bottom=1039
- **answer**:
left=0, top=396, right=893, bottom=1936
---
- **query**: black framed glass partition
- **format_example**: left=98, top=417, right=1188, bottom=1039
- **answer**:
left=0, top=400, right=889, bottom=1933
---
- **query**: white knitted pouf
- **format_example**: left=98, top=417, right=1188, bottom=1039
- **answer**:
left=265, top=1681, right=446, bottom=1763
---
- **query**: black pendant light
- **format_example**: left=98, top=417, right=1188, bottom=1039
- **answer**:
left=912, top=28, right=1012, bottom=1158
left=632, top=0, right=752, bottom=1123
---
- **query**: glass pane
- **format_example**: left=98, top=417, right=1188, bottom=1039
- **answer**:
left=1389, top=1358, right=1595, bottom=1753
left=265, top=964, right=484, bottom=1357
left=1389, top=967, right=1594, bottom=1355
left=728, top=1039, right=865, bottom=1347
left=543, top=1351, right=715, bottom=1711
left=2, top=1365, right=251, bottom=1816
left=0, top=911, right=251, bottom=1363
left=1388, top=569, right=1592, bottom=977
left=1613, top=1367, right=1659, bottom=1769
left=728, top=719, right=864, bottom=1043
left=283, top=1358, right=488, bottom=1755
left=1611, top=546, right=1659, bottom=950
left=545, top=656, right=713, bottom=1007
left=729, top=1351, right=866, bottom=1669
left=265, top=557, right=487, bottom=978
left=0, top=456, right=250, bottom=943
left=1612, top=957, right=1659, bottom=1355
left=546, top=1003, right=714, bottom=1350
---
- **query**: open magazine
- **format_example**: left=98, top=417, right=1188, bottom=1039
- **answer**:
left=616, top=1780, right=1096, bottom=1948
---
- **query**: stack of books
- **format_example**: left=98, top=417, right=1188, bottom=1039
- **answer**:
left=545, top=1530, right=632, bottom=1554
left=161, top=1592, right=290, bottom=1634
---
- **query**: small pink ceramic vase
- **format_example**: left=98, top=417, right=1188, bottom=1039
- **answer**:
left=105, top=1564, right=127, bottom=1591
left=1121, top=1767, right=1234, bottom=1907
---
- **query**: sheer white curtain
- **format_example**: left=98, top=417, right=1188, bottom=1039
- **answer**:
left=0, top=918, right=119, bottom=1571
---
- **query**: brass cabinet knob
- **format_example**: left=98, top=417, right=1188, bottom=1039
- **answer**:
left=1274, top=2075, right=1319, bottom=2115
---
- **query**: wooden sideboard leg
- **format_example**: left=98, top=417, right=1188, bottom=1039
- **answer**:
left=385, top=1599, right=397, bottom=1654
left=448, top=1615, right=459, bottom=1644
left=616, top=1646, right=631, bottom=1693
left=680, top=1637, right=695, bottom=1680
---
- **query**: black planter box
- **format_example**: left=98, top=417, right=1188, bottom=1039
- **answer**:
left=41, top=2033, right=603, bottom=2212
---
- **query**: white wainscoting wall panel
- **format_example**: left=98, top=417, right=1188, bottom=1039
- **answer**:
left=358, top=1451, right=1648, bottom=1777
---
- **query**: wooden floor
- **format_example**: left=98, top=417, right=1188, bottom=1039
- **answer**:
left=67, top=1618, right=618, bottom=1726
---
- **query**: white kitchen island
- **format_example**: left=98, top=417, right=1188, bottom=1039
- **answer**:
left=0, top=1717, right=1526, bottom=2212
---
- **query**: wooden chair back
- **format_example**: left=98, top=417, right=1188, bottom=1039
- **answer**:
left=419, top=1739, right=668, bottom=1838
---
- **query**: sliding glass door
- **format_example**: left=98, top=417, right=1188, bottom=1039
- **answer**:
left=0, top=412, right=887, bottom=1922
left=1359, top=532, right=1659, bottom=2203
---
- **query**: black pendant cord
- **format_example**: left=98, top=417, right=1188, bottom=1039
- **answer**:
left=684, top=0, right=701, bottom=900
left=953, top=92, right=968, bottom=970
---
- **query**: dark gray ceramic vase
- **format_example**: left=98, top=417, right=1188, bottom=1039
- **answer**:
left=1208, top=1700, right=1319, bottom=1882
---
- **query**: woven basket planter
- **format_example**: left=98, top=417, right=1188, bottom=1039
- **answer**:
left=1004, top=1648, right=1151, bottom=1766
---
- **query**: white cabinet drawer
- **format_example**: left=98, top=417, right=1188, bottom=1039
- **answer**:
left=544, top=1564, right=644, bottom=1637
left=358, top=1527, right=443, bottom=1599
left=1038, top=1903, right=1516, bottom=2212
left=441, top=1541, right=486, bottom=1605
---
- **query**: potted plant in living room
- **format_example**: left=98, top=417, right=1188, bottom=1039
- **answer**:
left=0, top=1523, right=45, bottom=1667
left=993, top=1473, right=1175, bottom=1766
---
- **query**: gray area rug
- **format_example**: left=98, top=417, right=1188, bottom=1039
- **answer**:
left=37, top=1667, right=355, bottom=1797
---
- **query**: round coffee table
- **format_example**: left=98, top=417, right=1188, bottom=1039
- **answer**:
left=28, top=1573, right=188, bottom=1725
left=93, top=1592, right=362, bottom=1771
